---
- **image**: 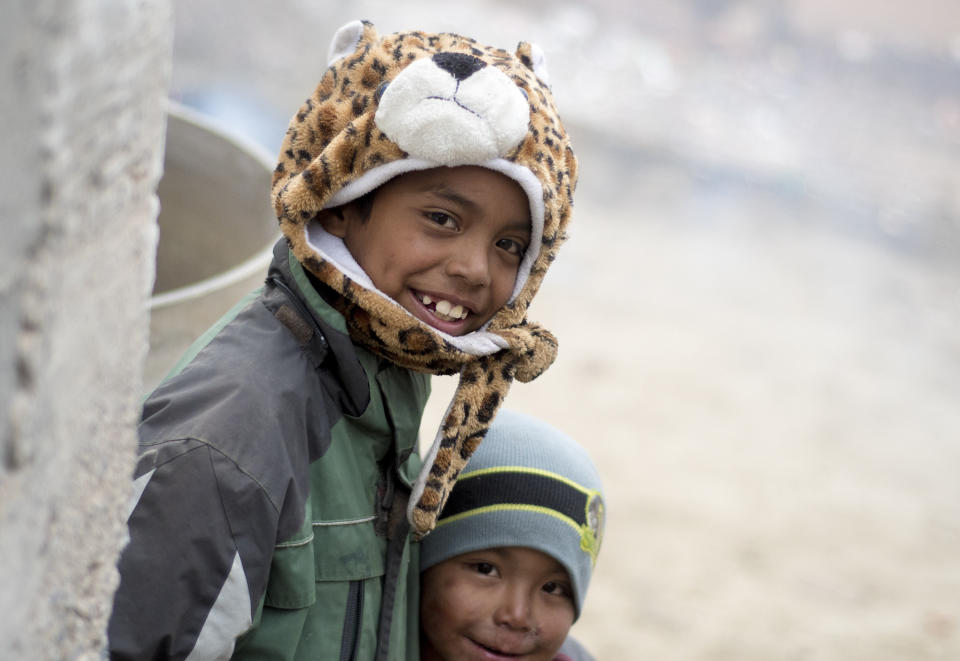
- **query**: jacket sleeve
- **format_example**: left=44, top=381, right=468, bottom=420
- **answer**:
left=108, top=439, right=279, bottom=660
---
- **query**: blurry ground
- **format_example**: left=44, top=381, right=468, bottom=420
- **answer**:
left=166, top=1, right=960, bottom=658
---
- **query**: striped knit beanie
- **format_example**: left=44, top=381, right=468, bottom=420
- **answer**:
left=419, top=409, right=605, bottom=618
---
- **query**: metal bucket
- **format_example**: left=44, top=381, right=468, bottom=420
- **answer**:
left=144, top=102, right=279, bottom=389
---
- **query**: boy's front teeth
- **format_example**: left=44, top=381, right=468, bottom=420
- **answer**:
left=420, top=294, right=467, bottom=320
left=435, top=299, right=466, bottom=320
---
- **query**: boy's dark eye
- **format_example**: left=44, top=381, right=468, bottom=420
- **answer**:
left=542, top=580, right=572, bottom=599
left=473, top=561, right=496, bottom=576
left=425, top=211, right=457, bottom=229
left=496, top=237, right=525, bottom=257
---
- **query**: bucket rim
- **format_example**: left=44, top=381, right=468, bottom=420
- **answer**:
left=150, top=99, right=280, bottom=310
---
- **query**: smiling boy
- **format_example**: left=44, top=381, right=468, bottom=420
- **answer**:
left=108, top=20, right=578, bottom=661
left=320, top=165, right=531, bottom=336
left=419, top=410, right=605, bottom=661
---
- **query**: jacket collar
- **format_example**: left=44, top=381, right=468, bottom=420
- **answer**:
left=265, top=239, right=370, bottom=418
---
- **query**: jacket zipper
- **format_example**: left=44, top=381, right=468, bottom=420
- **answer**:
left=339, top=580, right=364, bottom=661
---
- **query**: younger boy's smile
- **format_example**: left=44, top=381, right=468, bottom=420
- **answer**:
left=320, top=165, right=531, bottom=336
left=420, top=546, right=576, bottom=661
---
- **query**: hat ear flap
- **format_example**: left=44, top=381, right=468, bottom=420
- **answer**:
left=515, top=41, right=550, bottom=86
left=327, top=19, right=378, bottom=65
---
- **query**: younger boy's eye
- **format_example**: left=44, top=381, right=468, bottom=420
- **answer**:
left=496, top=237, right=526, bottom=257
left=471, top=561, right=498, bottom=577
left=542, top=580, right=572, bottom=599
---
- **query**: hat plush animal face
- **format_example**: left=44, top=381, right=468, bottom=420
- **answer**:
left=272, top=20, right=578, bottom=537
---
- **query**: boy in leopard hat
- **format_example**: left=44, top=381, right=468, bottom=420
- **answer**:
left=109, top=19, right=577, bottom=660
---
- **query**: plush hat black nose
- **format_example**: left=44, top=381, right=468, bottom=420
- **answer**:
left=432, top=52, right=487, bottom=81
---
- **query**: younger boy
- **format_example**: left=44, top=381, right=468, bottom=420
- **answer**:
left=419, top=409, right=605, bottom=661
left=108, top=20, right=578, bottom=661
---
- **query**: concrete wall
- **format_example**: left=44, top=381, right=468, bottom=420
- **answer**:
left=0, top=0, right=172, bottom=657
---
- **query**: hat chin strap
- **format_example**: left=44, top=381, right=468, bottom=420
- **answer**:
left=407, top=356, right=514, bottom=539
left=407, top=318, right=558, bottom=539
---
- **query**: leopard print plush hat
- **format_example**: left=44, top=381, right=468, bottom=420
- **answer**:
left=272, top=20, right=578, bottom=538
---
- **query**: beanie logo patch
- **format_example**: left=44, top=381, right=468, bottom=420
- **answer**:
left=581, top=492, right=605, bottom=565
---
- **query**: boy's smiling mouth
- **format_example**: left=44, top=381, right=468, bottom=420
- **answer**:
left=414, top=290, right=471, bottom=322
left=469, top=636, right=527, bottom=659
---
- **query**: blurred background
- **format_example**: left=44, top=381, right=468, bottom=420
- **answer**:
left=160, top=1, right=960, bottom=658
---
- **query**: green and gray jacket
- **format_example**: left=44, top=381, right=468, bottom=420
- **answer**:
left=108, top=240, right=430, bottom=660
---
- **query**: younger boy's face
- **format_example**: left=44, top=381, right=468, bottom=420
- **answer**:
left=322, top=166, right=531, bottom=336
left=420, top=546, right=576, bottom=661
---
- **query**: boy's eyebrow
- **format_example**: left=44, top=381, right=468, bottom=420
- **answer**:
left=502, top=217, right=533, bottom=235
left=419, top=184, right=480, bottom=212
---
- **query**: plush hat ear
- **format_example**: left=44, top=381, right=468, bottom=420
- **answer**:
left=327, top=19, right=377, bottom=65
left=515, top=41, right=550, bottom=86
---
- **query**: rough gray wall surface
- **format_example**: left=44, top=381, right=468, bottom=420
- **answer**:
left=0, top=0, right=172, bottom=657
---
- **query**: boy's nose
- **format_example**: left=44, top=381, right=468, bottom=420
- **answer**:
left=445, top=243, right=491, bottom=287
left=493, top=587, right=536, bottom=632
left=432, top=52, right=486, bottom=81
